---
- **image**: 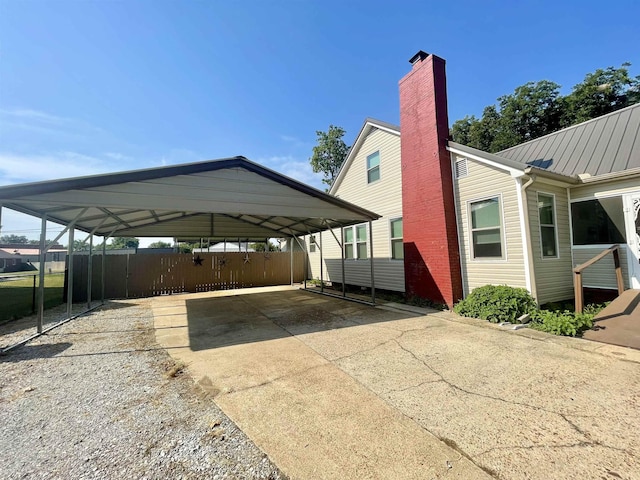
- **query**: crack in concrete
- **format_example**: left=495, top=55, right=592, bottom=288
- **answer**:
left=383, top=379, right=444, bottom=395
left=331, top=338, right=399, bottom=361
left=219, top=362, right=329, bottom=396
left=475, top=439, right=634, bottom=458
left=392, top=337, right=636, bottom=460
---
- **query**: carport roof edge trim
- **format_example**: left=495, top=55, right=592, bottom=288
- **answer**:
left=0, top=156, right=380, bottom=237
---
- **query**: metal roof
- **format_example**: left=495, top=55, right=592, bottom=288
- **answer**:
left=498, top=103, right=640, bottom=177
left=0, top=156, right=380, bottom=239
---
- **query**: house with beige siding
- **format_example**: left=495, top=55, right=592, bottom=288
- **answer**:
left=304, top=51, right=640, bottom=307
left=304, top=118, right=404, bottom=293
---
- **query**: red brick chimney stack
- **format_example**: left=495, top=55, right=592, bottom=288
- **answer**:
left=399, top=51, right=463, bottom=308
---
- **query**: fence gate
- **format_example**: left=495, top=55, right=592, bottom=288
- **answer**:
left=72, top=252, right=305, bottom=301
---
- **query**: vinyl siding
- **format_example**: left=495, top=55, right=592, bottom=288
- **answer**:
left=305, top=127, right=404, bottom=291
left=572, top=247, right=630, bottom=290
left=527, top=184, right=574, bottom=303
left=453, top=155, right=527, bottom=294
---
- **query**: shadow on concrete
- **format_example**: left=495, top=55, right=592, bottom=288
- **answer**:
left=186, top=289, right=419, bottom=351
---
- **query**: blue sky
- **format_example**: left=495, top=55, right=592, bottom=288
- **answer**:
left=1, top=0, right=638, bottom=245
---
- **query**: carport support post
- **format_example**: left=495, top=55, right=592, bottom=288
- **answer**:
left=289, top=238, right=294, bottom=286
left=101, top=237, right=106, bottom=304
left=37, top=215, right=47, bottom=333
left=369, top=220, right=375, bottom=304
left=66, top=228, right=75, bottom=317
left=319, top=230, right=324, bottom=293
left=339, top=227, right=346, bottom=297
left=87, top=234, right=93, bottom=309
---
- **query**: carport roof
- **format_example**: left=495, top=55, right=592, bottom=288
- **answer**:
left=0, top=156, right=380, bottom=238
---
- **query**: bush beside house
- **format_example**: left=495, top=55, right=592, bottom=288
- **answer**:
left=454, top=285, right=606, bottom=337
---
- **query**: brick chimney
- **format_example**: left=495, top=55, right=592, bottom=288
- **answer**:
left=399, top=51, right=463, bottom=308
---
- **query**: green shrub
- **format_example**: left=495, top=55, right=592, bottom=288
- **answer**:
left=530, top=310, right=594, bottom=336
left=453, top=285, right=537, bottom=323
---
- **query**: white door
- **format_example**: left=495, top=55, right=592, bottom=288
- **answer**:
left=629, top=195, right=640, bottom=289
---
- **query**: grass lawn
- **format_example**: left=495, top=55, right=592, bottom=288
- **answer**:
left=0, top=273, right=65, bottom=323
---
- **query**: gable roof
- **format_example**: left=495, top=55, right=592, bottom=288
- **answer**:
left=330, top=118, right=400, bottom=193
left=0, top=156, right=380, bottom=239
left=497, top=103, right=640, bottom=177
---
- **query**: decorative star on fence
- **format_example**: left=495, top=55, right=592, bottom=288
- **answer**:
left=263, top=253, right=271, bottom=260
left=218, top=256, right=227, bottom=267
left=193, top=255, right=204, bottom=266
left=243, top=253, right=251, bottom=264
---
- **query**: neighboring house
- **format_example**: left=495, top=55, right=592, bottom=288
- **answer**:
left=303, top=51, right=640, bottom=307
left=0, top=244, right=67, bottom=272
left=193, top=242, right=255, bottom=253
left=0, top=249, right=24, bottom=273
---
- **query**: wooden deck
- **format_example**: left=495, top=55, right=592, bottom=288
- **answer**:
left=582, top=289, right=640, bottom=350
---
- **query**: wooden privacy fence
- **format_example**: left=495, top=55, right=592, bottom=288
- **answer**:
left=71, top=251, right=306, bottom=301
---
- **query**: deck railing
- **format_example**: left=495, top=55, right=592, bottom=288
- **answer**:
left=573, top=245, right=625, bottom=313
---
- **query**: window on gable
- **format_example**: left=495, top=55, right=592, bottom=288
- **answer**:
left=390, top=218, right=403, bottom=260
left=469, top=197, right=504, bottom=259
left=366, top=151, right=380, bottom=184
left=538, top=193, right=557, bottom=258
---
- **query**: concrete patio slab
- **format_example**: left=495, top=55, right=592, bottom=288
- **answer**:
left=152, top=287, right=640, bottom=480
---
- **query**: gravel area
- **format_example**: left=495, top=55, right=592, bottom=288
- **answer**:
left=0, top=299, right=287, bottom=480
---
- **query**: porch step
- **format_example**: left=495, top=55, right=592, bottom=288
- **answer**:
left=594, top=289, right=640, bottom=320
left=582, top=289, right=640, bottom=350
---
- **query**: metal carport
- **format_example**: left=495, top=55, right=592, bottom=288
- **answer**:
left=0, top=156, right=380, bottom=351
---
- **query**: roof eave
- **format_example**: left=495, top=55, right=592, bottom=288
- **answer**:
left=576, top=167, right=640, bottom=185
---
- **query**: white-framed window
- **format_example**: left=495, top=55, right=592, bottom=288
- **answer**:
left=537, top=193, right=558, bottom=258
left=343, top=227, right=354, bottom=259
left=390, top=217, right=403, bottom=260
left=469, top=196, right=504, bottom=259
left=343, top=224, right=368, bottom=259
left=366, top=151, right=380, bottom=184
left=309, top=235, right=316, bottom=253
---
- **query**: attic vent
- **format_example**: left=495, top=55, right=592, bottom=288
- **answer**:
left=455, top=158, right=468, bottom=179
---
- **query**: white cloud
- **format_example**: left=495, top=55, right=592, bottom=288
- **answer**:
left=258, top=155, right=324, bottom=190
left=0, top=151, right=111, bottom=185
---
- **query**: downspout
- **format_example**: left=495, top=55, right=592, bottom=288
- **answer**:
left=518, top=174, right=538, bottom=301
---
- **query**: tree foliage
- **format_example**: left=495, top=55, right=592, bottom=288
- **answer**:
left=148, top=241, right=172, bottom=248
left=309, top=125, right=350, bottom=189
left=108, top=237, right=139, bottom=249
left=249, top=240, right=278, bottom=252
left=0, top=234, right=29, bottom=244
left=451, top=63, right=640, bottom=153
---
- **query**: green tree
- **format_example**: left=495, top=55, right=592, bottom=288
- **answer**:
left=451, top=63, right=639, bottom=153
left=72, top=239, right=89, bottom=251
left=148, top=241, right=172, bottom=248
left=309, top=125, right=350, bottom=189
left=249, top=240, right=278, bottom=252
left=0, top=234, right=29, bottom=244
left=562, top=64, right=640, bottom=125
left=108, top=237, right=139, bottom=249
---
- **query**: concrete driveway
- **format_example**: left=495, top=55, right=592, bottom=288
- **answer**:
left=152, top=286, right=640, bottom=480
